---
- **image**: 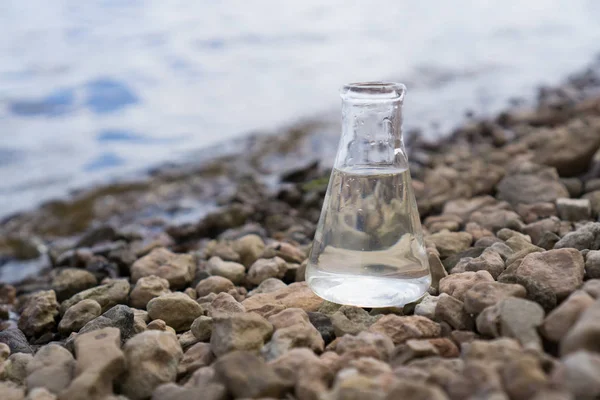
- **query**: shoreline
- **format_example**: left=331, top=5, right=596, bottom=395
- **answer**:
left=1, top=58, right=600, bottom=399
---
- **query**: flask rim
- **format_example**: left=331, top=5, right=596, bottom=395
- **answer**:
left=340, top=82, right=406, bottom=103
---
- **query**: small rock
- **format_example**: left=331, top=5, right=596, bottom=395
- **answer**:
left=560, top=350, right=600, bottom=400
left=414, top=294, right=439, bottom=320
left=369, top=315, right=441, bottom=345
left=120, top=330, right=183, bottom=400
left=326, top=371, right=385, bottom=400
left=184, top=287, right=197, bottom=300
left=476, top=298, right=544, bottom=350
left=242, top=282, right=323, bottom=313
left=392, top=339, right=440, bottom=365
left=331, top=306, right=379, bottom=336
left=26, top=344, right=75, bottom=394
left=232, top=234, right=265, bottom=267
left=268, top=348, right=322, bottom=387
left=516, top=202, right=557, bottom=223
left=500, top=354, right=548, bottom=400
left=463, top=282, right=527, bottom=314
left=58, top=299, right=102, bottom=335
left=465, top=222, right=494, bottom=241
left=583, top=279, right=600, bottom=298
left=462, top=337, right=523, bottom=366
left=263, top=242, right=305, bottom=264
left=585, top=250, right=600, bottom=279
left=461, top=248, right=505, bottom=279
left=523, top=217, right=562, bottom=246
left=191, top=316, right=213, bottom=341
left=583, top=190, right=600, bottom=217
left=442, top=196, right=498, bottom=221
left=496, top=164, right=569, bottom=205
left=428, top=231, right=473, bottom=258
left=60, top=279, right=130, bottom=314
left=307, top=312, right=335, bottom=345
left=5, top=353, right=33, bottom=384
left=557, top=198, right=592, bottom=222
left=178, top=331, right=201, bottom=352
left=18, top=290, right=59, bottom=338
left=0, top=342, right=9, bottom=362
left=555, top=222, right=600, bottom=251
left=434, top=293, right=473, bottom=330
left=177, top=342, right=215, bottom=379
left=336, top=331, right=394, bottom=361
left=561, top=177, right=583, bottom=197
left=489, top=242, right=514, bottom=261
left=0, top=382, right=25, bottom=400
left=151, top=382, right=225, bottom=400
left=203, top=240, right=240, bottom=262
left=213, top=351, right=289, bottom=398
left=498, top=274, right=558, bottom=312
left=247, top=257, right=288, bottom=285
left=428, top=252, right=447, bottom=292
left=0, top=329, right=33, bottom=354
left=129, top=275, right=171, bottom=309
left=52, top=269, right=98, bottom=302
left=195, top=276, right=234, bottom=298
left=262, top=308, right=324, bottom=360
left=470, top=206, right=524, bottom=233
left=77, top=304, right=135, bottom=343
left=61, top=327, right=125, bottom=400
left=247, top=278, right=287, bottom=297
left=504, top=249, right=585, bottom=301
left=147, top=293, right=203, bottom=332
left=210, top=312, right=273, bottom=357
left=146, top=319, right=175, bottom=334
left=439, top=270, right=494, bottom=301
left=207, top=292, right=245, bottom=317
left=206, top=257, right=246, bottom=285
left=541, top=290, right=595, bottom=342
left=561, top=298, right=600, bottom=355
left=497, top=228, right=531, bottom=242
left=131, top=248, right=195, bottom=290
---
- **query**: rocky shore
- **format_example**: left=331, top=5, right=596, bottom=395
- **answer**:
left=2, top=62, right=600, bottom=399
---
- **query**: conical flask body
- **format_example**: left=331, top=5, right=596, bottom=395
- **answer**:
left=306, top=83, right=431, bottom=307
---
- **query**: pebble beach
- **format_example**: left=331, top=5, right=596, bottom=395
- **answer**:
left=2, top=59, right=600, bottom=399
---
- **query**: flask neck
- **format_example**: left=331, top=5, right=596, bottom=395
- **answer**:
left=335, top=82, right=407, bottom=170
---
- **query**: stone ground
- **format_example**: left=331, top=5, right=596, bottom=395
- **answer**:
left=2, top=65, right=600, bottom=399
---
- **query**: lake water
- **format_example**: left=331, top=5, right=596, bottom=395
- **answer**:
left=1, top=0, right=600, bottom=219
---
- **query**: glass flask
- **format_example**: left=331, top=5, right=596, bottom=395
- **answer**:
left=306, top=82, right=431, bottom=308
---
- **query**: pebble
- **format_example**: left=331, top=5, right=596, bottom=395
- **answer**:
left=61, top=327, right=125, bottom=400
left=77, top=304, right=136, bottom=344
left=58, top=299, right=102, bottom=335
left=129, top=275, right=171, bottom=310
left=17, top=290, right=59, bottom=338
left=241, top=282, right=323, bottom=313
left=500, top=354, right=549, bottom=400
left=523, top=217, right=562, bottom=245
left=439, top=270, right=495, bottom=301
left=176, top=342, right=215, bottom=379
left=583, top=279, right=600, bottom=298
left=147, top=292, right=203, bottom=332
left=25, top=344, right=75, bottom=394
left=210, top=312, right=273, bottom=356
left=51, top=268, right=98, bottom=302
left=194, top=276, right=234, bottom=298
left=555, top=222, right=600, bottom=251
left=205, top=257, right=246, bottom=285
left=232, top=234, right=265, bottom=267
left=583, top=190, right=600, bottom=217
left=560, top=350, right=600, bottom=400
left=60, top=279, right=130, bottom=315
left=435, top=293, right=474, bottom=330
left=120, top=331, right=183, bottom=400
left=262, top=308, right=324, bottom=360
left=331, top=306, right=379, bottom=336
left=335, top=331, right=394, bottom=362
left=307, top=312, right=335, bottom=345
left=459, top=248, right=505, bottom=279
left=386, top=378, right=450, bottom=400
left=542, top=290, right=595, bottom=342
left=247, top=257, right=288, bottom=285
left=369, top=315, right=441, bottom=345
left=561, top=298, right=600, bottom=355
left=585, top=250, right=600, bottom=279
left=247, top=278, right=287, bottom=297
left=496, top=164, right=569, bottom=205
left=516, top=202, right=557, bottom=223
left=470, top=206, right=523, bottom=233
left=263, top=241, right=305, bottom=264
left=442, top=196, right=497, bottom=221
left=26, top=388, right=57, bottom=400
left=190, top=316, right=213, bottom=341
left=0, top=329, right=33, bottom=354
left=556, top=198, right=592, bottom=221
left=213, top=351, right=289, bottom=399
left=498, top=274, right=558, bottom=312
left=268, top=348, right=322, bottom=387
left=427, top=231, right=473, bottom=258
left=146, top=319, right=176, bottom=334
left=0, top=381, right=25, bottom=400
left=504, top=249, right=585, bottom=301
left=131, top=248, right=195, bottom=290
left=428, top=252, right=447, bottom=292
left=207, top=292, right=245, bottom=317
left=414, top=294, right=439, bottom=320
left=5, top=353, right=33, bottom=384
left=463, top=282, right=527, bottom=315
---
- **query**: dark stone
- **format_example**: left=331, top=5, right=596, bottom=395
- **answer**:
left=108, top=246, right=137, bottom=276
left=84, top=256, right=119, bottom=281
left=307, top=312, right=335, bottom=345
left=77, top=304, right=135, bottom=343
left=77, top=225, right=119, bottom=248
left=0, top=329, right=34, bottom=354
left=442, top=247, right=487, bottom=271
left=498, top=274, right=557, bottom=312
left=537, top=232, right=561, bottom=250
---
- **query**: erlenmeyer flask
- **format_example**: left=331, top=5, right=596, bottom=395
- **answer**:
left=306, top=82, right=431, bottom=307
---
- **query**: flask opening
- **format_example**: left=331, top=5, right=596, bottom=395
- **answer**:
left=341, top=82, right=406, bottom=103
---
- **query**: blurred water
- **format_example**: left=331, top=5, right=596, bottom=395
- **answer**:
left=1, top=0, right=600, bottom=218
